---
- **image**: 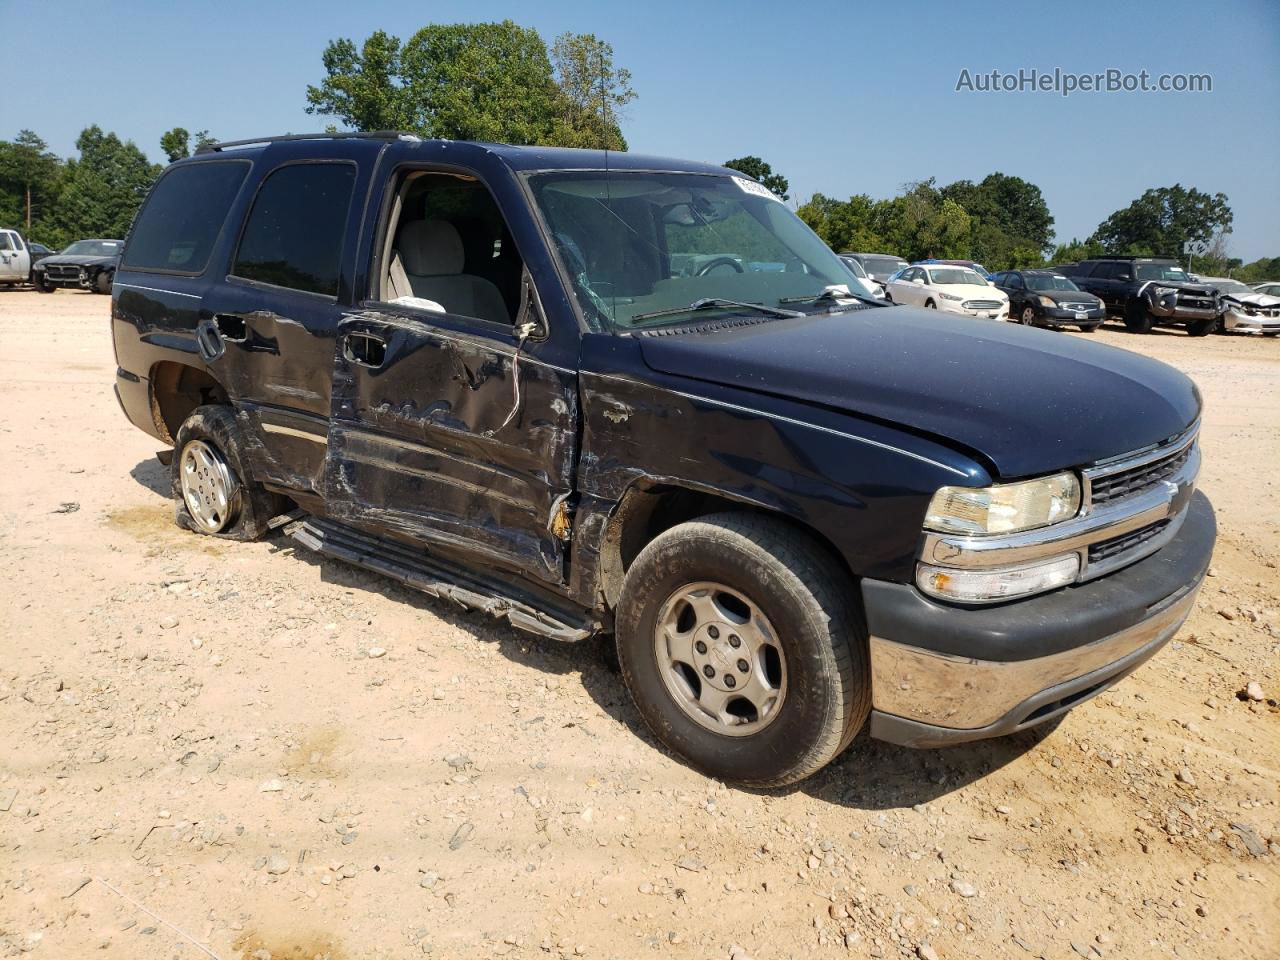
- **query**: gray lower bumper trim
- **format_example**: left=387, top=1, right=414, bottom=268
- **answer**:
left=869, top=572, right=1201, bottom=732
left=869, top=602, right=1189, bottom=747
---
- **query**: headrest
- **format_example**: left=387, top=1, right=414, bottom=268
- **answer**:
left=399, top=219, right=464, bottom=276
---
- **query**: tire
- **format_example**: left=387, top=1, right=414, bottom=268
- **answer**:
left=94, top=270, right=113, bottom=294
left=1185, top=316, right=1216, bottom=337
left=615, top=512, right=870, bottom=787
left=1019, top=306, right=1037, bottom=326
left=1078, top=324, right=1099, bottom=333
left=34, top=276, right=54, bottom=293
left=1123, top=300, right=1153, bottom=334
left=924, top=299, right=936, bottom=309
left=171, top=405, right=284, bottom=541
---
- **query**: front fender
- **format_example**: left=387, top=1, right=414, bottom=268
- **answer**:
left=572, top=335, right=988, bottom=607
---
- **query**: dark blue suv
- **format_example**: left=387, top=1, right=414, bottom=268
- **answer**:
left=111, top=133, right=1214, bottom=785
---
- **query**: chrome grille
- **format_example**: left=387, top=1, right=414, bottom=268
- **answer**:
left=46, top=264, right=82, bottom=280
left=1090, top=442, right=1193, bottom=506
left=1177, top=292, right=1215, bottom=310
left=1089, top=519, right=1170, bottom=563
left=964, top=300, right=1001, bottom=310
left=1060, top=301, right=1096, bottom=311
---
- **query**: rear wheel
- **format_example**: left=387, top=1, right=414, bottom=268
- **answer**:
left=615, top=513, right=870, bottom=787
left=172, top=405, right=284, bottom=541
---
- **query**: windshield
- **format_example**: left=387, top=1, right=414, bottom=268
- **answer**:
left=840, top=256, right=868, bottom=278
left=927, top=268, right=987, bottom=286
left=531, top=172, right=867, bottom=330
left=1026, top=274, right=1080, bottom=292
left=1212, top=280, right=1252, bottom=295
left=61, top=240, right=122, bottom=257
left=1134, top=262, right=1191, bottom=282
left=862, top=256, right=908, bottom=280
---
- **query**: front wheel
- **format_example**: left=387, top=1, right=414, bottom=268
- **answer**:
left=1185, top=316, right=1216, bottom=337
left=615, top=513, right=870, bottom=787
left=1020, top=306, right=1037, bottom=326
left=924, top=299, right=937, bottom=309
left=94, top=270, right=113, bottom=294
left=34, top=276, right=55, bottom=293
left=1123, top=301, right=1154, bottom=334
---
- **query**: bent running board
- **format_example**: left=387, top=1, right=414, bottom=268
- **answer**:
left=289, top=517, right=598, bottom=643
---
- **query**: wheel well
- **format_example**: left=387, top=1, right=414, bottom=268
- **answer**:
left=149, top=362, right=228, bottom=443
left=598, top=484, right=855, bottom=608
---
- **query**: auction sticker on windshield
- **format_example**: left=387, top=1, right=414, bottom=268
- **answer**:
left=732, top=176, right=781, bottom=201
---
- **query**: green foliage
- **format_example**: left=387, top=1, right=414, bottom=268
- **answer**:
left=550, top=32, right=634, bottom=150
left=1091, top=184, right=1232, bottom=258
left=0, top=130, right=60, bottom=232
left=941, top=173, right=1054, bottom=264
left=49, top=127, right=161, bottom=245
left=723, top=156, right=789, bottom=201
left=306, top=22, right=633, bottom=149
left=160, top=127, right=190, bottom=163
left=1230, top=257, right=1280, bottom=283
left=1047, top=237, right=1105, bottom=266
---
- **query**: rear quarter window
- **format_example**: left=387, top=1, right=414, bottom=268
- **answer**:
left=122, top=160, right=250, bottom=274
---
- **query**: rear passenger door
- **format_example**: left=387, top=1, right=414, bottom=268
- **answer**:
left=199, top=156, right=364, bottom=498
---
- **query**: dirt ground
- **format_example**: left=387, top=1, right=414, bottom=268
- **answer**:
left=0, top=288, right=1276, bottom=960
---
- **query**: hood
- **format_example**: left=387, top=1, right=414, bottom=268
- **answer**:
left=636, top=307, right=1200, bottom=478
left=1222, top=291, right=1280, bottom=308
left=1140, top=279, right=1215, bottom=296
left=39, top=254, right=119, bottom=267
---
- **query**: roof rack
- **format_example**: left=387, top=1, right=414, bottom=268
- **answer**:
left=195, top=131, right=416, bottom=154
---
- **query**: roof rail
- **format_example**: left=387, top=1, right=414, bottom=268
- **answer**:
left=195, top=131, right=415, bottom=154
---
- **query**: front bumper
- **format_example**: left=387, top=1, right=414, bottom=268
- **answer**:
left=1041, top=305, right=1105, bottom=325
left=864, top=489, right=1215, bottom=747
left=1223, top=308, right=1280, bottom=333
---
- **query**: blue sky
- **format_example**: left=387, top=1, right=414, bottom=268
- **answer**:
left=7, top=0, right=1278, bottom=260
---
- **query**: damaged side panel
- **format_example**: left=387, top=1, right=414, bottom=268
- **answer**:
left=323, top=308, right=579, bottom=586
left=569, top=334, right=979, bottom=608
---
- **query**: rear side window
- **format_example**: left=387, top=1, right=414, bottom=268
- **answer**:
left=232, top=162, right=356, bottom=297
left=123, top=161, right=249, bottom=273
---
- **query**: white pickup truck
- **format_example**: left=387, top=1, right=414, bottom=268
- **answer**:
left=0, top=228, right=33, bottom=287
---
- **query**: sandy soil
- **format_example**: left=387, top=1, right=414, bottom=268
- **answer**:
left=0, top=288, right=1276, bottom=960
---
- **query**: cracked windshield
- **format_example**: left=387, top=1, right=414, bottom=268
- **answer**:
left=532, top=171, right=868, bottom=330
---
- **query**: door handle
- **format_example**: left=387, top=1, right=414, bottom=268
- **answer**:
left=343, top=331, right=387, bottom=368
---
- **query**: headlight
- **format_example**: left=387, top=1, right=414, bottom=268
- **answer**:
left=917, top=554, right=1081, bottom=603
left=940, top=292, right=964, bottom=301
left=924, top=473, right=1081, bottom=536
left=1038, top=295, right=1055, bottom=308
left=1153, top=286, right=1177, bottom=296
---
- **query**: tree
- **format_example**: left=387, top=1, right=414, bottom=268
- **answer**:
left=159, top=127, right=218, bottom=162
left=305, top=22, right=637, bottom=148
left=723, top=156, right=789, bottom=201
left=305, top=30, right=414, bottom=132
left=0, top=130, right=60, bottom=231
left=52, top=126, right=161, bottom=241
left=940, top=173, right=1053, bottom=267
left=1091, top=185, right=1232, bottom=259
left=551, top=33, right=634, bottom=150
left=796, top=192, right=886, bottom=252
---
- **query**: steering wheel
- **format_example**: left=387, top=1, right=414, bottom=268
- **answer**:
left=695, top=257, right=745, bottom=277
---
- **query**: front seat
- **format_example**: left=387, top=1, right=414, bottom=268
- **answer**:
left=394, top=219, right=510, bottom=324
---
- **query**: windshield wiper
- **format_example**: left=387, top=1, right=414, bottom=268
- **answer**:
left=629, top=298, right=804, bottom=324
left=779, top=287, right=883, bottom=308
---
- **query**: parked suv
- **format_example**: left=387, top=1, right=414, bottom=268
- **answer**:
left=112, top=134, right=1214, bottom=786
left=1061, top=257, right=1219, bottom=335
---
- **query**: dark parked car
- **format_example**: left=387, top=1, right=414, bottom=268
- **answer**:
left=1059, top=257, right=1219, bottom=335
left=111, top=133, right=1214, bottom=786
left=992, top=269, right=1105, bottom=331
left=34, top=238, right=123, bottom=293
